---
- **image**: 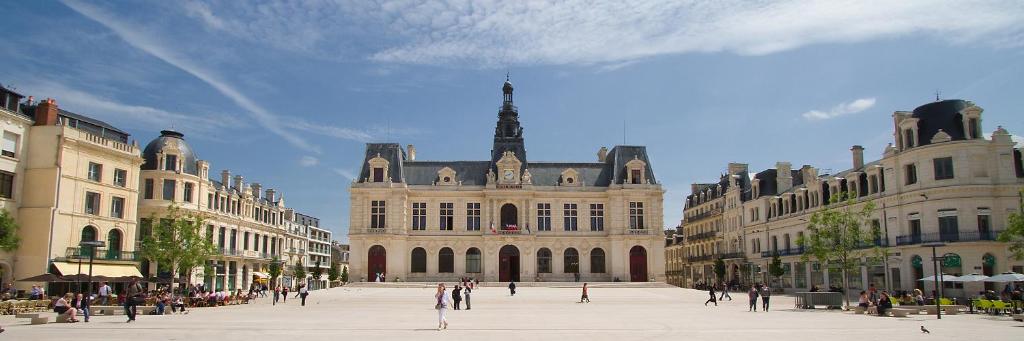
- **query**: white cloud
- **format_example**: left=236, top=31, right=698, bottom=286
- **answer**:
left=21, top=80, right=237, bottom=136
left=333, top=168, right=357, bottom=181
left=802, top=98, right=877, bottom=121
left=62, top=0, right=322, bottom=153
left=286, top=119, right=374, bottom=142
left=299, top=156, right=319, bottom=167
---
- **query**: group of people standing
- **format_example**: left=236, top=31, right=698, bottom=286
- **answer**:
left=434, top=278, right=478, bottom=331
left=703, top=282, right=772, bottom=311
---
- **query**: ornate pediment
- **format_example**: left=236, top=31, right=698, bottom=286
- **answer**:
left=437, top=167, right=457, bottom=186
left=496, top=151, right=522, bottom=185
left=560, top=168, right=580, bottom=186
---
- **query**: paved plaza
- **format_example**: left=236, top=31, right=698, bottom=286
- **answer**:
left=2, top=285, right=1020, bottom=340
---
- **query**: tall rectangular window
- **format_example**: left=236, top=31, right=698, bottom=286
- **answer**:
left=909, top=218, right=922, bottom=243
left=164, top=154, right=177, bottom=171
left=163, top=179, right=176, bottom=201
left=411, top=202, right=426, bottom=230
left=536, top=203, right=552, bottom=231
left=207, top=193, right=213, bottom=209
left=631, top=169, right=642, bottom=184
left=938, top=210, right=959, bottom=241
left=110, top=196, right=125, bottom=219
left=905, top=164, right=917, bottom=185
left=370, top=200, right=386, bottom=229
left=563, top=203, right=578, bottom=231
left=466, top=202, right=481, bottom=231
left=85, top=191, right=100, bottom=215
left=113, top=169, right=127, bottom=187
left=372, top=168, right=384, bottom=182
left=629, top=202, right=645, bottom=229
left=977, top=211, right=992, bottom=239
left=589, top=204, right=605, bottom=231
left=183, top=182, right=194, bottom=203
left=143, top=179, right=154, bottom=199
left=88, top=162, right=102, bottom=182
left=933, top=157, right=954, bottom=180
left=2, top=131, right=18, bottom=158
left=244, top=231, right=250, bottom=250
left=439, top=202, right=454, bottom=230
left=0, top=171, right=13, bottom=199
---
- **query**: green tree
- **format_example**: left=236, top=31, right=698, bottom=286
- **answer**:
left=797, top=192, right=880, bottom=309
left=768, top=252, right=785, bottom=287
left=0, top=209, right=20, bottom=252
left=268, top=257, right=282, bottom=289
left=328, top=262, right=340, bottom=284
left=138, top=205, right=216, bottom=290
left=713, top=257, right=726, bottom=283
left=997, top=190, right=1024, bottom=260
left=310, top=260, right=324, bottom=289
left=340, top=265, right=349, bottom=283
left=293, top=259, right=306, bottom=287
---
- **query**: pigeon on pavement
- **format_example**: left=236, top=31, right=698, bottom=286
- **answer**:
left=920, top=326, right=930, bottom=334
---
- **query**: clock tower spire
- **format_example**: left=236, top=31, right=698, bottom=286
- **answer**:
left=491, top=76, right=527, bottom=172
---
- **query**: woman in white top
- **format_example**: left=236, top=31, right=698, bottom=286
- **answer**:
left=53, top=293, right=79, bottom=322
left=435, top=283, right=451, bottom=330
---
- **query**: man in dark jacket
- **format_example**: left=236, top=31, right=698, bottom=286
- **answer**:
left=508, top=281, right=516, bottom=296
left=452, top=285, right=462, bottom=310
left=73, top=293, right=91, bottom=322
left=125, top=278, right=143, bottom=322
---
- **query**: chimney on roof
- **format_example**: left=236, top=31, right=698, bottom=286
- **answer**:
left=34, top=98, right=58, bottom=126
left=233, top=175, right=244, bottom=191
left=597, top=147, right=608, bottom=162
left=221, top=170, right=230, bottom=188
left=727, top=162, right=748, bottom=175
left=851, top=145, right=865, bottom=170
left=266, top=188, right=276, bottom=202
left=407, top=144, right=416, bottom=161
left=26, top=96, right=33, bottom=105
left=776, top=161, right=793, bottom=191
left=251, top=183, right=262, bottom=200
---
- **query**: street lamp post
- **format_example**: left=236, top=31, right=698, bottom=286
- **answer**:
left=922, top=242, right=946, bottom=319
left=79, top=240, right=106, bottom=297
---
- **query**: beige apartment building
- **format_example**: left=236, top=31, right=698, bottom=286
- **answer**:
left=348, top=80, right=665, bottom=283
left=4, top=93, right=144, bottom=290
left=671, top=99, right=1024, bottom=297
left=137, top=130, right=293, bottom=291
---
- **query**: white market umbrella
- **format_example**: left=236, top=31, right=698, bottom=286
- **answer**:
left=947, top=273, right=988, bottom=282
left=982, top=272, right=1024, bottom=283
left=918, top=274, right=960, bottom=282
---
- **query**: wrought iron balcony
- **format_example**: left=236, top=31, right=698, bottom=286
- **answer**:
left=684, top=207, right=723, bottom=223
left=687, top=231, right=718, bottom=242
left=65, top=247, right=138, bottom=261
left=761, top=247, right=806, bottom=258
left=719, top=252, right=746, bottom=260
left=896, top=230, right=1001, bottom=246
left=687, top=255, right=714, bottom=263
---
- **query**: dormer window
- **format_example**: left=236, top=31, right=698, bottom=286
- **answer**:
left=437, top=167, right=457, bottom=186
left=903, top=129, right=916, bottom=149
left=164, top=154, right=178, bottom=171
left=625, top=157, right=647, bottom=185
left=367, top=154, right=390, bottom=183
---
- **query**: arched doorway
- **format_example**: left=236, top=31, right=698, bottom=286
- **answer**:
left=500, top=204, right=518, bottom=229
left=983, top=253, right=996, bottom=291
left=911, top=255, right=924, bottom=291
left=107, top=229, right=122, bottom=260
left=367, top=245, right=386, bottom=281
left=438, top=247, right=455, bottom=273
left=81, top=226, right=97, bottom=258
left=499, top=245, right=520, bottom=282
left=410, top=247, right=427, bottom=273
left=629, top=246, right=648, bottom=282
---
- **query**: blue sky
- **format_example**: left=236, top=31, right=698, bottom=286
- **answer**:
left=2, top=1, right=1023, bottom=242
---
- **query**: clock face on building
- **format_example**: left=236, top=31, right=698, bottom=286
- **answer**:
left=503, top=169, right=515, bottom=180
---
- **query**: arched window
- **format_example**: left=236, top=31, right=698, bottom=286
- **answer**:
left=465, top=248, right=482, bottom=273
left=438, top=247, right=454, bottom=273
left=107, top=229, right=123, bottom=260
left=410, top=247, right=426, bottom=273
left=537, top=248, right=552, bottom=273
left=564, top=248, right=579, bottom=273
left=590, top=248, right=606, bottom=273
left=81, top=226, right=97, bottom=258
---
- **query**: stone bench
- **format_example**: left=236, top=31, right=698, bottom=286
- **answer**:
left=853, top=306, right=866, bottom=314
left=891, top=308, right=916, bottom=317
left=16, top=312, right=58, bottom=324
left=138, top=306, right=157, bottom=315
left=90, top=306, right=125, bottom=315
left=56, top=314, right=74, bottom=323
left=1012, top=314, right=1023, bottom=322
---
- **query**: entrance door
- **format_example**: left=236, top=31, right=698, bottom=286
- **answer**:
left=499, top=245, right=520, bottom=282
left=368, top=245, right=386, bottom=281
left=630, top=246, right=648, bottom=282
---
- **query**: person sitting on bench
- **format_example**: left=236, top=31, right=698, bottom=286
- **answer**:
left=54, top=293, right=79, bottom=322
left=877, top=292, right=893, bottom=316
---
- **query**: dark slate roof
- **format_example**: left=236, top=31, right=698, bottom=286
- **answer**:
left=141, top=130, right=199, bottom=175
left=911, top=99, right=970, bottom=146
left=753, top=169, right=778, bottom=198
left=57, top=108, right=129, bottom=136
left=357, top=143, right=656, bottom=187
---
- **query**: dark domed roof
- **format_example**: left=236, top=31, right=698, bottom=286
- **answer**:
left=503, top=80, right=513, bottom=91
left=910, top=99, right=971, bottom=146
left=142, top=130, right=198, bottom=175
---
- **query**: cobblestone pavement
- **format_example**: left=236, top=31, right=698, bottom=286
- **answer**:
left=1, top=285, right=1019, bottom=340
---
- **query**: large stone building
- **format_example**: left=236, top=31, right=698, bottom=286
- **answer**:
left=2, top=92, right=144, bottom=290
left=137, top=130, right=293, bottom=291
left=670, top=99, right=1024, bottom=296
left=348, top=80, right=666, bottom=283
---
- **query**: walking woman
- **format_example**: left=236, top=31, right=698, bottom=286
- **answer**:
left=435, top=283, right=451, bottom=331
left=748, top=286, right=759, bottom=312
left=760, top=285, right=772, bottom=311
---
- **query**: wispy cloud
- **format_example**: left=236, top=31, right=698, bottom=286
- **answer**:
left=21, top=80, right=238, bottom=136
left=62, top=0, right=321, bottom=153
left=802, top=98, right=877, bottom=121
left=285, top=119, right=374, bottom=142
left=332, top=168, right=356, bottom=181
left=299, top=155, right=319, bottom=167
